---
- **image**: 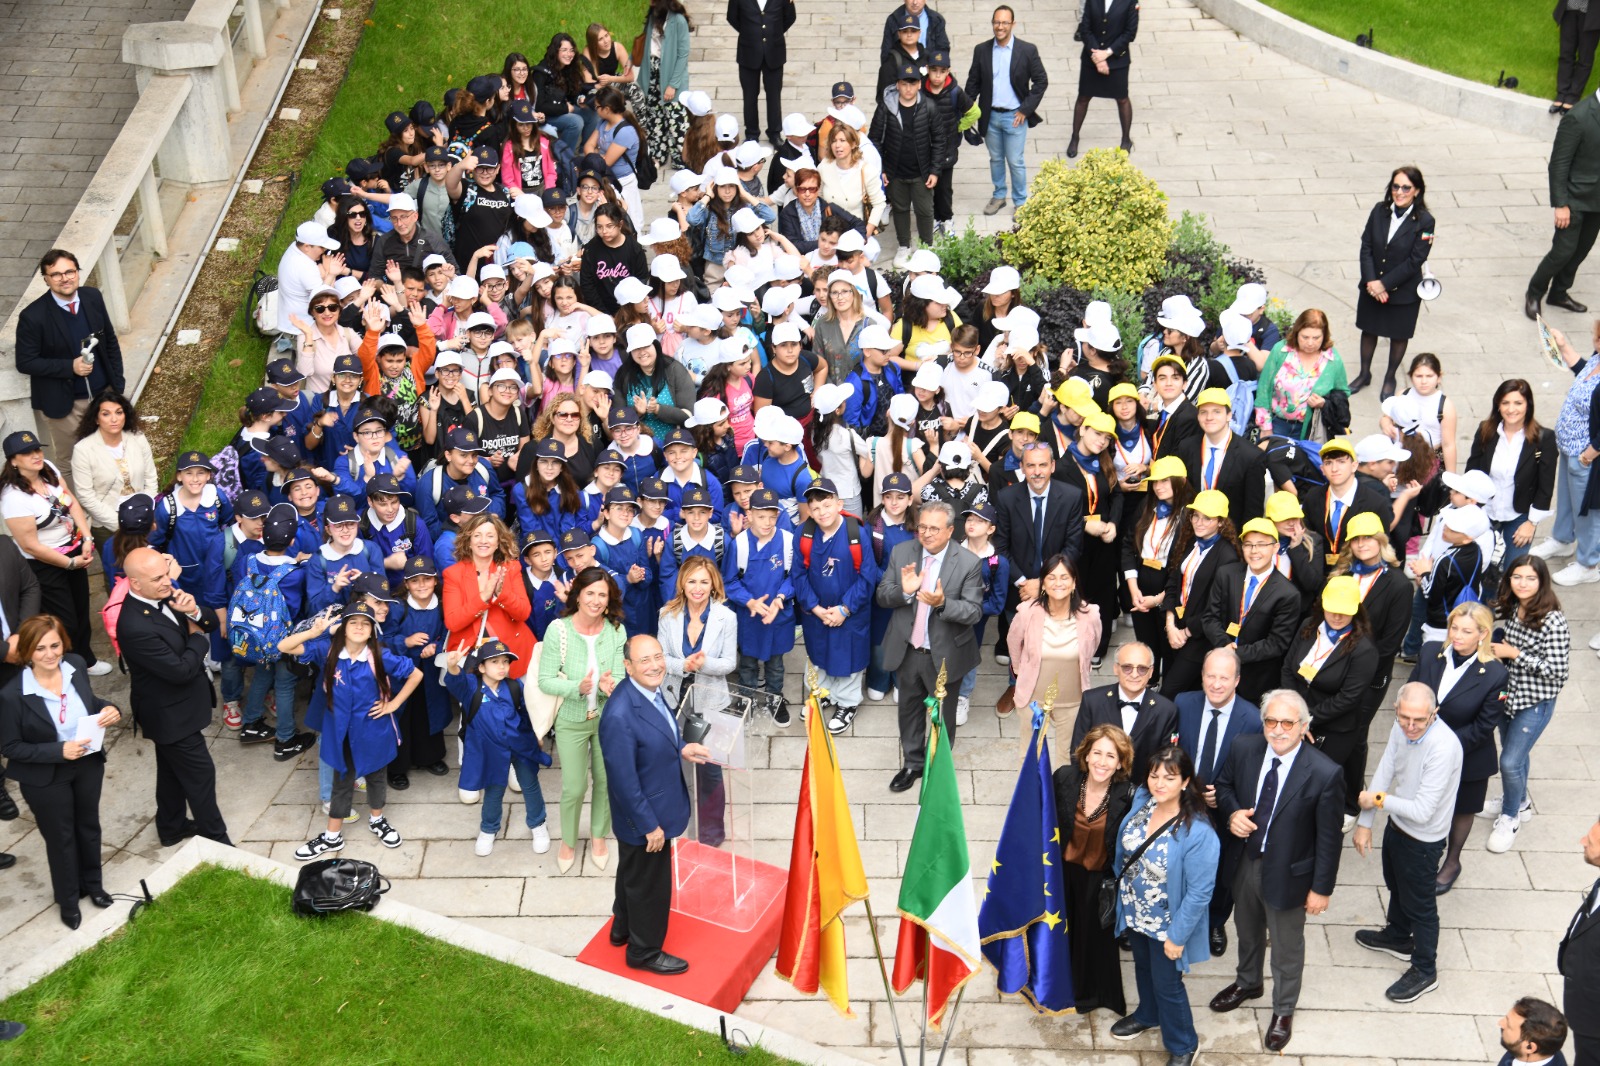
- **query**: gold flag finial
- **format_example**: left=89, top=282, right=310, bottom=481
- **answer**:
left=934, top=660, right=948, bottom=701
left=1041, top=679, right=1059, bottom=715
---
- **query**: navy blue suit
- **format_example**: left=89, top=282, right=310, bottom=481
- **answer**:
left=599, top=677, right=692, bottom=964
left=1175, top=691, right=1260, bottom=933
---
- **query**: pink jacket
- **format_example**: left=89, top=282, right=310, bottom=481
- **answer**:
left=1006, top=600, right=1101, bottom=708
left=501, top=138, right=557, bottom=193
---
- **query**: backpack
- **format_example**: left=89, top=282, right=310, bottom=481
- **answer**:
left=632, top=140, right=658, bottom=191
left=292, top=858, right=389, bottom=917
left=734, top=529, right=793, bottom=577
left=248, top=270, right=281, bottom=337
left=1213, top=355, right=1260, bottom=442
left=212, top=439, right=244, bottom=503
left=671, top=524, right=726, bottom=565
left=360, top=507, right=418, bottom=546
left=228, top=554, right=295, bottom=664
left=100, top=575, right=130, bottom=665
left=798, top=515, right=864, bottom=573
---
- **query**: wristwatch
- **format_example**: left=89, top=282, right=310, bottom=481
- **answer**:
left=1374, top=792, right=1386, bottom=809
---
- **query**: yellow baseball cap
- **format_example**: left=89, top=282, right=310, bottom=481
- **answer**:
left=1108, top=382, right=1140, bottom=404
left=1345, top=512, right=1385, bottom=540
left=1083, top=411, right=1116, bottom=435
left=1189, top=489, right=1230, bottom=518
left=1319, top=438, right=1356, bottom=460
left=1322, top=575, right=1361, bottom=615
left=1263, top=491, right=1304, bottom=522
left=1069, top=397, right=1104, bottom=421
left=1142, top=455, right=1189, bottom=483
left=1239, top=517, right=1279, bottom=541
left=1010, top=412, right=1041, bottom=435
left=1053, top=377, right=1093, bottom=408
left=1149, top=352, right=1188, bottom=377
left=1195, top=387, right=1232, bottom=410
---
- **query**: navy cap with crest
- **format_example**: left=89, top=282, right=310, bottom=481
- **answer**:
left=831, top=81, right=854, bottom=99
left=896, top=62, right=922, bottom=82
left=324, top=494, right=360, bottom=522
left=881, top=472, right=914, bottom=495
left=424, top=145, right=451, bottom=165
left=725, top=464, right=760, bottom=485
left=251, top=436, right=302, bottom=470
left=605, top=485, right=639, bottom=508
left=332, top=354, right=362, bottom=377
left=342, top=600, right=378, bottom=624
left=2, top=430, right=45, bottom=457
left=521, top=529, right=555, bottom=555
left=747, top=487, right=781, bottom=511
left=680, top=485, right=713, bottom=510
left=365, top=472, right=408, bottom=499
left=466, top=74, right=503, bottom=101
left=510, top=99, right=537, bottom=124
left=262, top=503, right=299, bottom=550
left=352, top=572, right=398, bottom=602
left=353, top=407, right=387, bottom=430
left=559, top=529, right=592, bottom=552
left=283, top=466, right=317, bottom=485
left=639, top=477, right=670, bottom=501
left=320, top=177, right=352, bottom=200
left=444, top=426, right=483, bottom=452
left=540, top=188, right=567, bottom=212
left=963, top=501, right=998, bottom=525
left=894, top=10, right=918, bottom=29
left=596, top=447, right=626, bottom=467
left=471, top=638, right=518, bottom=665
left=265, top=358, right=306, bottom=386
left=117, top=493, right=155, bottom=531
left=246, top=385, right=296, bottom=417
left=403, top=554, right=438, bottom=579
left=607, top=406, right=640, bottom=428
left=411, top=99, right=437, bottom=126
left=235, top=490, right=272, bottom=520
left=803, top=477, right=839, bottom=499
left=441, top=484, right=491, bottom=517
left=176, top=450, right=213, bottom=472
left=661, top=427, right=696, bottom=450
left=384, top=110, right=410, bottom=135
left=532, top=437, right=567, bottom=461
left=927, top=49, right=951, bottom=68
left=345, top=157, right=379, bottom=181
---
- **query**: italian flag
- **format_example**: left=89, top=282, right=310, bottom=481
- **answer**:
left=891, top=710, right=980, bottom=1028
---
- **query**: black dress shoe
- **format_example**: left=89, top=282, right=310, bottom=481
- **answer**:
left=609, top=930, right=629, bottom=947
left=0, top=788, right=17, bottom=820
left=1208, top=981, right=1262, bottom=1012
left=1265, top=1013, right=1294, bottom=1052
left=1347, top=371, right=1371, bottom=395
left=425, top=761, right=450, bottom=776
left=0, top=853, right=14, bottom=870
left=1109, top=1014, right=1156, bottom=1039
left=388, top=773, right=410, bottom=791
left=1553, top=100, right=1567, bottom=114
left=1548, top=293, right=1589, bottom=313
left=629, top=951, right=689, bottom=975
left=1209, top=926, right=1228, bottom=956
left=158, top=820, right=200, bottom=848
left=889, top=767, right=923, bottom=793
left=1379, top=377, right=1398, bottom=402
left=1526, top=294, right=1542, bottom=321
left=1435, top=869, right=1460, bottom=895
left=1165, top=1054, right=1195, bottom=1066
left=84, top=889, right=114, bottom=909
left=1066, top=135, right=1080, bottom=158
left=60, top=906, right=81, bottom=930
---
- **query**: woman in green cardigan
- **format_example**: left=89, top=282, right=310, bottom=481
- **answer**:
left=1253, top=308, right=1349, bottom=440
left=538, top=566, right=629, bottom=874
left=636, top=0, right=694, bottom=166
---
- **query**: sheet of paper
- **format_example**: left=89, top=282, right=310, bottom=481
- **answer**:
left=75, top=715, right=106, bottom=754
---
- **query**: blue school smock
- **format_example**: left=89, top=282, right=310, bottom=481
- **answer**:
left=720, top=503, right=795, bottom=541
left=321, top=647, right=414, bottom=777
left=433, top=529, right=459, bottom=571
left=510, top=484, right=594, bottom=545
left=415, top=460, right=504, bottom=539
left=292, top=505, right=325, bottom=557
left=760, top=455, right=812, bottom=524
left=99, top=538, right=121, bottom=581
left=272, top=393, right=315, bottom=453
left=657, top=526, right=726, bottom=604
left=363, top=507, right=434, bottom=589
left=662, top=469, right=726, bottom=525
left=235, top=429, right=271, bottom=494
left=306, top=539, right=388, bottom=612
left=704, top=435, right=738, bottom=486
left=593, top=527, right=656, bottom=637
left=523, top=571, right=564, bottom=641
left=793, top=519, right=881, bottom=677
left=387, top=596, right=449, bottom=733
left=617, top=446, right=662, bottom=494
left=443, top=672, right=549, bottom=791
left=149, top=485, right=233, bottom=593
left=868, top=520, right=917, bottom=646
left=333, top=446, right=420, bottom=501
left=222, top=530, right=264, bottom=598
left=308, top=392, right=364, bottom=468
left=721, top=529, right=797, bottom=659
left=966, top=542, right=1010, bottom=645
left=296, top=635, right=334, bottom=733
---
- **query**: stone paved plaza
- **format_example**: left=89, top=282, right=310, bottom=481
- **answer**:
left=2, top=0, right=1597, bottom=1061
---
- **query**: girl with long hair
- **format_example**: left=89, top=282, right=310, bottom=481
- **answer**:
left=1466, top=377, right=1554, bottom=570
left=584, top=86, right=648, bottom=229
left=1123, top=456, right=1191, bottom=687
left=513, top=438, right=595, bottom=544
left=1159, top=491, right=1240, bottom=697
left=329, top=195, right=373, bottom=279
left=699, top=335, right=758, bottom=456
left=637, top=0, right=694, bottom=166
left=534, top=33, right=594, bottom=152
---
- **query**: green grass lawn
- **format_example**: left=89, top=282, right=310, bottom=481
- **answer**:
left=1260, top=0, right=1561, bottom=102
left=178, top=0, right=647, bottom=456
left=0, top=865, right=791, bottom=1064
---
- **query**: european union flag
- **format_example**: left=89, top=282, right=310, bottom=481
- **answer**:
left=976, top=703, right=1074, bottom=1013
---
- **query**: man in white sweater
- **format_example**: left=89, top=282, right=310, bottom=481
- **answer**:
left=1350, top=681, right=1463, bottom=1006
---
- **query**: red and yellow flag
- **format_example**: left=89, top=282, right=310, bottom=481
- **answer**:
left=775, top=692, right=869, bottom=1015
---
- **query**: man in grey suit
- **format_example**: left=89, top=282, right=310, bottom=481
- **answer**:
left=874, top=500, right=984, bottom=792
left=1529, top=93, right=1600, bottom=319
left=0, top=535, right=42, bottom=828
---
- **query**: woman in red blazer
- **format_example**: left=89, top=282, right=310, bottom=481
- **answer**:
left=443, top=514, right=534, bottom=677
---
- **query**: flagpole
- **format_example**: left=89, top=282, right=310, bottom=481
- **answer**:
left=861, top=899, right=910, bottom=1066
left=918, top=934, right=929, bottom=1066
left=932, top=986, right=967, bottom=1066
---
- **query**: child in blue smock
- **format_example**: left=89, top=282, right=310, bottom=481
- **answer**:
left=519, top=530, right=565, bottom=641
left=304, top=354, right=367, bottom=467
left=722, top=487, right=796, bottom=725
left=266, top=356, right=315, bottom=454
left=512, top=437, right=597, bottom=545
left=334, top=408, right=419, bottom=500
left=384, top=555, right=449, bottom=785
left=865, top=471, right=917, bottom=699
left=360, top=473, right=433, bottom=592
left=658, top=427, right=726, bottom=524
left=218, top=490, right=270, bottom=729
left=149, top=449, right=234, bottom=593
left=956, top=502, right=1009, bottom=721
left=606, top=406, right=661, bottom=491
left=282, top=468, right=326, bottom=557
left=234, top=503, right=315, bottom=758
left=793, top=479, right=880, bottom=733
left=234, top=386, right=295, bottom=494
left=281, top=601, right=422, bottom=860
left=444, top=638, right=553, bottom=856
left=433, top=484, right=493, bottom=569
left=760, top=419, right=813, bottom=526
left=658, top=484, right=726, bottom=603
left=306, top=493, right=388, bottom=612
left=592, top=487, right=656, bottom=637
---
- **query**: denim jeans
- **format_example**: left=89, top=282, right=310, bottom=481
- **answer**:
left=1400, top=584, right=1428, bottom=658
left=481, top=756, right=547, bottom=834
left=319, top=756, right=334, bottom=804
left=737, top=653, right=785, bottom=696
left=959, top=666, right=978, bottom=700
left=1128, top=931, right=1198, bottom=1056
left=1551, top=452, right=1600, bottom=567
left=246, top=659, right=300, bottom=742
left=985, top=115, right=1028, bottom=204
left=543, top=113, right=585, bottom=153
left=1271, top=415, right=1308, bottom=439
left=1380, top=824, right=1445, bottom=978
left=1492, top=516, right=1532, bottom=571
left=1499, top=698, right=1554, bottom=818
left=221, top=658, right=245, bottom=704
left=865, top=641, right=895, bottom=696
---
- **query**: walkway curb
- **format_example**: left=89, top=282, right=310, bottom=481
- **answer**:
left=1193, top=0, right=1551, bottom=139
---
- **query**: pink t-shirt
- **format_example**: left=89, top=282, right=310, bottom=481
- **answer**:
left=724, top=374, right=756, bottom=455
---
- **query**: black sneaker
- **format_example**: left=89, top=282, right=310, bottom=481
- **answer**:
left=274, top=731, right=316, bottom=762
left=1396, top=651, right=1418, bottom=665
left=1384, top=966, right=1438, bottom=1003
left=388, top=773, right=410, bottom=790
left=239, top=721, right=273, bottom=745
left=771, top=700, right=792, bottom=727
left=1354, top=928, right=1414, bottom=961
left=368, top=817, right=402, bottom=848
left=424, top=761, right=450, bottom=776
left=294, top=834, right=344, bottom=861
left=1110, top=1015, right=1157, bottom=1040
left=826, top=705, right=856, bottom=736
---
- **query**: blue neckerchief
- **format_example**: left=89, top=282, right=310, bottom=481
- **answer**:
left=1115, top=425, right=1143, bottom=449
left=1350, top=559, right=1381, bottom=576
left=1323, top=622, right=1352, bottom=643
left=1155, top=501, right=1173, bottom=519
left=1067, top=440, right=1100, bottom=473
left=1194, top=532, right=1219, bottom=552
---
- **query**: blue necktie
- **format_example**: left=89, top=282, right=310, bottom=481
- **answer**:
left=652, top=692, right=680, bottom=747
left=1248, top=757, right=1281, bottom=856
left=1157, top=410, right=1169, bottom=430
left=1204, top=446, right=1218, bottom=489
left=1330, top=499, right=1345, bottom=538
left=1243, top=574, right=1258, bottom=618
left=1032, top=495, right=1045, bottom=572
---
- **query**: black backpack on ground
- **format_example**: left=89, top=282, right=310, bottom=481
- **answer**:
left=292, top=858, right=390, bottom=916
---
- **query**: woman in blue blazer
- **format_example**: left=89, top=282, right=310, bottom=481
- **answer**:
left=1112, top=744, right=1219, bottom=1066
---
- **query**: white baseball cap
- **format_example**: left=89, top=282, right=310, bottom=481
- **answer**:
left=712, top=165, right=741, bottom=187
left=388, top=192, right=417, bottom=213
left=1219, top=310, right=1253, bottom=349
left=993, top=307, right=1040, bottom=332
left=711, top=287, right=747, bottom=312
left=888, top=392, right=919, bottom=430
left=1355, top=434, right=1410, bottom=464
left=682, top=305, right=723, bottom=331
left=669, top=169, right=704, bottom=194
left=1008, top=325, right=1040, bottom=351
left=650, top=253, right=687, bottom=282
left=1083, top=300, right=1113, bottom=326
left=714, top=114, right=740, bottom=141
left=911, top=362, right=944, bottom=392
left=463, top=311, right=496, bottom=331
left=487, top=339, right=517, bottom=359
left=783, top=150, right=817, bottom=173
left=710, top=336, right=749, bottom=367
left=681, top=90, right=714, bottom=117
left=771, top=321, right=803, bottom=345
left=983, top=266, right=1022, bottom=294
left=732, top=141, right=770, bottom=168
left=828, top=104, right=866, bottom=128
left=614, top=276, right=652, bottom=305
left=478, top=263, right=506, bottom=281
left=487, top=367, right=523, bottom=387
left=546, top=336, right=579, bottom=357
left=1441, top=469, right=1497, bottom=504
left=434, top=350, right=463, bottom=368
left=643, top=217, right=682, bottom=245
left=770, top=254, right=805, bottom=282
left=446, top=276, right=479, bottom=300
left=975, top=380, right=1011, bottom=412
left=582, top=370, right=614, bottom=390
left=1228, top=282, right=1267, bottom=316
left=586, top=313, right=618, bottom=337
left=761, top=284, right=800, bottom=317
left=909, top=274, right=946, bottom=301
left=732, top=207, right=765, bottom=234
left=333, top=276, right=362, bottom=299
left=906, top=249, right=942, bottom=274
left=834, top=229, right=866, bottom=254
left=858, top=323, right=894, bottom=350
left=938, top=440, right=971, bottom=468
left=422, top=253, right=447, bottom=269
left=685, top=396, right=730, bottom=428
left=770, top=414, right=805, bottom=446
left=812, top=381, right=855, bottom=416
left=296, top=221, right=340, bottom=251
left=528, top=262, right=555, bottom=283
left=781, top=113, right=815, bottom=138
left=624, top=323, right=657, bottom=351
left=513, top=198, right=552, bottom=227
left=375, top=331, right=407, bottom=351
left=1073, top=321, right=1122, bottom=352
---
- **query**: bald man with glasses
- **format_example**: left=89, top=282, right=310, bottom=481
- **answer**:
left=1070, top=641, right=1177, bottom=785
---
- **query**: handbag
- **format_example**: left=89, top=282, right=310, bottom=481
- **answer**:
left=630, top=13, right=648, bottom=65
left=525, top=621, right=568, bottom=738
left=1097, top=813, right=1179, bottom=930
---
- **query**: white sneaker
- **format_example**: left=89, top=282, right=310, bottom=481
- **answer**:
left=475, top=831, right=495, bottom=856
left=222, top=700, right=242, bottom=729
left=321, top=801, right=359, bottom=823
left=866, top=688, right=886, bottom=702
left=459, top=788, right=483, bottom=804
left=509, top=773, right=522, bottom=794
left=1477, top=795, right=1502, bottom=819
left=86, top=660, right=114, bottom=677
left=531, top=824, right=551, bottom=854
left=1530, top=538, right=1574, bottom=560
left=355, top=776, right=367, bottom=792
left=956, top=696, right=970, bottom=726
left=1342, top=813, right=1357, bottom=835
left=994, top=654, right=1010, bottom=666
left=893, top=248, right=914, bottom=270
left=1553, top=562, right=1600, bottom=586
left=890, top=686, right=899, bottom=705
left=1486, top=815, right=1520, bottom=854
left=1589, top=631, right=1600, bottom=651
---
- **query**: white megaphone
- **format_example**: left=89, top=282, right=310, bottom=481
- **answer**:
left=1417, top=263, right=1441, bottom=302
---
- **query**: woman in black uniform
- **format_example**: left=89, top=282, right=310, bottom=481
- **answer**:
left=1067, top=0, right=1139, bottom=157
left=1159, top=489, right=1239, bottom=698
left=1352, top=166, right=1435, bottom=400
left=1282, top=576, right=1379, bottom=787
left=1057, top=411, right=1125, bottom=667
left=1121, top=455, right=1191, bottom=689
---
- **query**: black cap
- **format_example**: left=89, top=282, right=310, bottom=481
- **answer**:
left=639, top=477, right=670, bottom=501
left=345, top=157, right=379, bottom=180
left=246, top=385, right=294, bottom=417
left=320, top=177, right=352, bottom=200
left=963, top=501, right=998, bottom=524
left=442, top=88, right=460, bottom=111
left=384, top=110, right=410, bottom=135
left=521, top=529, right=555, bottom=555
left=263, top=503, right=298, bottom=550
left=117, top=493, right=155, bottom=531
left=748, top=488, right=781, bottom=511
left=324, top=494, right=360, bottom=523
left=470, top=638, right=518, bottom=665
left=235, top=490, right=272, bottom=520
left=342, top=600, right=378, bottom=624
left=540, top=188, right=567, bottom=213
left=444, top=427, right=483, bottom=452
left=510, top=99, right=537, bottom=124
left=441, top=484, right=491, bottom=517
left=352, top=572, right=398, bottom=602
left=283, top=466, right=317, bottom=485
left=680, top=485, right=713, bottom=510
left=896, top=62, right=922, bottom=82
left=266, top=358, right=305, bottom=386
left=410, top=99, right=437, bottom=126
left=661, top=427, right=696, bottom=450
left=466, top=74, right=503, bottom=101
left=424, top=145, right=451, bottom=165
left=881, top=472, right=913, bottom=495
left=726, top=464, right=761, bottom=485
left=559, top=529, right=592, bottom=552
left=596, top=447, right=626, bottom=467
left=253, top=436, right=302, bottom=470
left=927, top=49, right=950, bottom=68
left=532, top=437, right=567, bottom=462
left=894, top=10, right=918, bottom=29
left=803, top=477, right=839, bottom=499
left=831, top=81, right=854, bottom=99
left=332, top=354, right=362, bottom=377
left=353, top=407, right=387, bottom=430
left=606, top=406, right=639, bottom=428
left=365, top=472, right=408, bottom=499
left=2, top=430, right=44, bottom=457
left=403, top=554, right=438, bottom=579
left=176, top=450, right=212, bottom=472
left=605, top=485, right=639, bottom=507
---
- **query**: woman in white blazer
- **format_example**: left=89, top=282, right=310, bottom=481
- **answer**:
left=70, top=392, right=158, bottom=536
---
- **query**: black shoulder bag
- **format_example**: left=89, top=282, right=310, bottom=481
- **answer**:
left=1098, top=814, right=1179, bottom=930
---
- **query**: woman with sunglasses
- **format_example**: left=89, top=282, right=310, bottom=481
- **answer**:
left=330, top=196, right=374, bottom=280
left=1352, top=167, right=1435, bottom=400
left=290, top=285, right=361, bottom=395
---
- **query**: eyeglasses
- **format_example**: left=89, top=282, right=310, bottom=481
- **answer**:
left=555, top=411, right=581, bottom=419
left=347, top=210, right=368, bottom=218
left=1390, top=182, right=1415, bottom=191
left=356, top=428, right=385, bottom=437
left=915, top=522, right=949, bottom=533
left=797, top=185, right=819, bottom=193
left=311, top=304, right=339, bottom=313
left=1262, top=717, right=1299, bottom=732
left=58, top=691, right=69, bottom=725
left=45, top=268, right=79, bottom=279
left=1116, top=663, right=1152, bottom=676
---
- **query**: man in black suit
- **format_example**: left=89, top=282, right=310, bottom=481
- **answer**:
left=1181, top=388, right=1266, bottom=525
left=1298, top=438, right=1390, bottom=568
left=726, top=0, right=797, bottom=146
left=1071, top=641, right=1178, bottom=785
left=1496, top=998, right=1571, bottom=1066
left=1211, top=688, right=1344, bottom=1053
left=14, top=249, right=126, bottom=467
left=1562, top=813, right=1600, bottom=1066
left=1556, top=0, right=1600, bottom=110
left=993, top=443, right=1083, bottom=661
left=117, top=547, right=231, bottom=848
left=964, top=4, right=1047, bottom=215
left=0, top=536, right=42, bottom=825
left=1529, top=85, right=1600, bottom=319
left=878, top=0, right=949, bottom=61
left=1199, top=519, right=1301, bottom=705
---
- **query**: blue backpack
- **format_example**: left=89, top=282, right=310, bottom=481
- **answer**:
left=229, top=555, right=294, bottom=664
left=1214, top=355, right=1259, bottom=440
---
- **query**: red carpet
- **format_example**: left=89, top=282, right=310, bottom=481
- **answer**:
left=577, top=842, right=788, bottom=1013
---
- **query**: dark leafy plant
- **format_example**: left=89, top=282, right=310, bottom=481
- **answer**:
left=929, top=220, right=1006, bottom=291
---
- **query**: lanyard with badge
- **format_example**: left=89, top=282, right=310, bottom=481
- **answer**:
left=1141, top=515, right=1173, bottom=570
left=1323, top=492, right=1348, bottom=566
left=1177, top=542, right=1209, bottom=618
left=1298, top=628, right=1344, bottom=682
left=1229, top=571, right=1267, bottom=637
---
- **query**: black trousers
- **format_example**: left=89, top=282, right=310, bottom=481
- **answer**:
left=932, top=165, right=955, bottom=222
left=614, top=837, right=674, bottom=965
left=20, top=756, right=105, bottom=906
left=1574, top=1030, right=1600, bottom=1066
left=1204, top=805, right=1243, bottom=931
left=739, top=63, right=783, bottom=141
left=389, top=686, right=446, bottom=774
left=896, top=647, right=961, bottom=771
left=1313, top=728, right=1365, bottom=818
left=1559, top=11, right=1600, bottom=102
left=153, top=730, right=231, bottom=845
left=31, top=559, right=96, bottom=668
left=1529, top=208, right=1600, bottom=300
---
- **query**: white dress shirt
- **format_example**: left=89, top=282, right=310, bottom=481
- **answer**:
left=1251, top=739, right=1303, bottom=850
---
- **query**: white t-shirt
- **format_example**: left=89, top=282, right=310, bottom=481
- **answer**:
left=276, top=242, right=326, bottom=336
left=1, top=461, right=79, bottom=560
left=941, top=362, right=993, bottom=420
left=818, top=422, right=871, bottom=501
